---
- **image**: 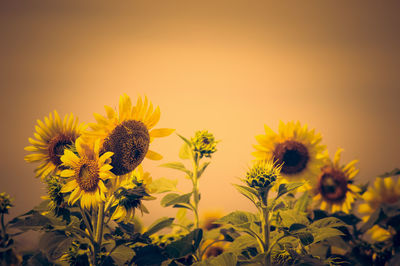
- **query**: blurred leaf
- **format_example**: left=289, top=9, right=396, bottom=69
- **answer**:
left=144, top=217, right=174, bottom=236
left=160, top=162, right=193, bottom=177
left=197, top=162, right=211, bottom=178
left=194, top=252, right=237, bottom=266
left=294, top=192, right=311, bottom=212
left=179, top=143, right=192, bottom=160
left=9, top=211, right=52, bottom=231
left=149, top=177, right=178, bottom=193
left=297, top=232, right=314, bottom=246
left=311, top=228, right=344, bottom=244
left=161, top=193, right=192, bottom=207
left=226, top=235, right=257, bottom=254
left=360, top=207, right=386, bottom=233
left=220, top=228, right=240, bottom=242
left=216, top=211, right=259, bottom=229
left=164, top=229, right=203, bottom=259
left=276, top=183, right=304, bottom=199
left=379, top=168, right=400, bottom=178
left=278, top=209, right=309, bottom=227
left=310, top=217, right=345, bottom=229
left=332, top=212, right=361, bottom=226
left=111, top=245, right=135, bottom=265
left=289, top=223, right=307, bottom=232
left=232, top=184, right=259, bottom=205
left=39, top=231, right=73, bottom=261
left=177, top=134, right=192, bottom=147
left=132, top=245, right=167, bottom=266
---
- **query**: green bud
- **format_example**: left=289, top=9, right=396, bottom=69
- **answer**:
left=246, top=160, right=281, bottom=190
left=191, top=130, right=218, bottom=159
left=0, top=192, right=13, bottom=214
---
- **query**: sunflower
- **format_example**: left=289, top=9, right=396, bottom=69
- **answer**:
left=87, top=94, right=174, bottom=176
left=110, top=165, right=153, bottom=222
left=24, top=111, right=85, bottom=180
left=252, top=121, right=326, bottom=188
left=59, top=137, right=115, bottom=209
left=313, top=148, right=361, bottom=213
left=358, top=176, right=400, bottom=241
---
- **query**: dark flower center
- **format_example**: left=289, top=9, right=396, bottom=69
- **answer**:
left=273, top=140, right=309, bottom=175
left=75, top=159, right=99, bottom=192
left=48, top=134, right=74, bottom=165
left=102, top=120, right=150, bottom=176
left=317, top=167, right=348, bottom=203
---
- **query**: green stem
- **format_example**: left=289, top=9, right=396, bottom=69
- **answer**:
left=1, top=213, right=6, bottom=239
left=96, top=203, right=105, bottom=244
left=79, top=206, right=94, bottom=237
left=192, top=154, right=200, bottom=229
left=261, top=190, right=271, bottom=266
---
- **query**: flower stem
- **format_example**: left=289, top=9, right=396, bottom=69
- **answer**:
left=261, top=190, right=271, bottom=266
left=192, top=153, right=200, bottom=229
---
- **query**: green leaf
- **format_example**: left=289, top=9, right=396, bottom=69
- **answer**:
left=161, top=193, right=192, bottom=207
left=226, top=235, right=257, bottom=254
left=311, top=228, right=344, bottom=243
left=160, top=162, right=193, bottom=177
left=165, top=229, right=203, bottom=259
left=177, top=133, right=192, bottom=147
left=197, top=162, right=211, bottom=178
left=216, top=211, right=259, bottom=229
left=233, top=184, right=259, bottom=206
left=194, top=252, right=237, bottom=266
left=144, top=217, right=174, bottom=236
left=132, top=245, right=167, bottom=265
left=278, top=209, right=309, bottom=227
left=179, top=143, right=192, bottom=160
left=289, top=223, right=307, bottom=232
left=310, top=217, right=345, bottom=229
left=276, top=182, right=304, bottom=199
left=9, top=211, right=52, bottom=231
left=297, top=231, right=314, bottom=246
left=39, top=231, right=74, bottom=261
left=149, top=177, right=178, bottom=193
left=379, top=168, right=400, bottom=178
left=111, top=245, right=135, bottom=265
left=294, top=192, right=311, bottom=212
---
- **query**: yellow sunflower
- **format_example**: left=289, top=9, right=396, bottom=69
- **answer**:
left=313, top=148, right=361, bottom=213
left=358, top=176, right=400, bottom=241
left=60, top=137, right=115, bottom=209
left=24, top=111, right=85, bottom=180
left=87, top=94, right=174, bottom=176
left=110, top=165, right=153, bottom=222
left=252, top=121, right=326, bottom=187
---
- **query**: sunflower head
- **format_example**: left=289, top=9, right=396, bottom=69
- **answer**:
left=313, top=148, right=361, bottom=213
left=358, top=176, right=400, bottom=241
left=110, top=166, right=153, bottom=222
left=191, top=130, right=218, bottom=159
left=60, top=138, right=115, bottom=209
left=45, top=175, right=65, bottom=210
left=252, top=121, right=326, bottom=184
left=0, top=192, right=13, bottom=214
left=60, top=240, right=90, bottom=265
left=25, top=111, right=85, bottom=180
left=87, top=94, right=174, bottom=176
left=246, top=160, right=281, bottom=190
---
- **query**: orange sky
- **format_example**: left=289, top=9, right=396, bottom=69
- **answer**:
left=1, top=1, right=399, bottom=228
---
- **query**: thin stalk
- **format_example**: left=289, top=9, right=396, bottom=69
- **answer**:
left=1, top=213, right=6, bottom=239
left=192, top=153, right=200, bottom=229
left=79, top=206, right=93, bottom=237
left=261, top=190, right=271, bottom=266
left=96, top=203, right=105, bottom=244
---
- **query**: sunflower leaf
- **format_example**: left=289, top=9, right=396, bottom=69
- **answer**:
left=144, top=217, right=174, bottom=236
left=160, top=162, right=193, bottom=177
left=149, top=177, right=178, bottom=193
left=197, top=161, right=211, bottom=178
left=161, top=193, right=192, bottom=207
left=179, top=143, right=192, bottom=160
left=379, top=168, right=400, bottom=178
left=276, top=182, right=304, bottom=199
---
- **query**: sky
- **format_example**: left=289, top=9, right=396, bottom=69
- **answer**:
left=1, top=1, right=399, bottom=236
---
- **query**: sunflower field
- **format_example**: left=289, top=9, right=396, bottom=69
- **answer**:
left=1, top=94, right=400, bottom=266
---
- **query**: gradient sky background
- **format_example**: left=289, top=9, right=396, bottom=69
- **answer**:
left=1, top=1, right=400, bottom=235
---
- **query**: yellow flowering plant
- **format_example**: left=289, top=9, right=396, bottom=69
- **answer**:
left=1, top=98, right=398, bottom=266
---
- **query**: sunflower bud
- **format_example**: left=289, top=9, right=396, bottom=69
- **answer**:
left=246, top=160, right=281, bottom=190
left=191, top=130, right=218, bottom=159
left=0, top=192, right=13, bottom=214
left=60, top=240, right=90, bottom=265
